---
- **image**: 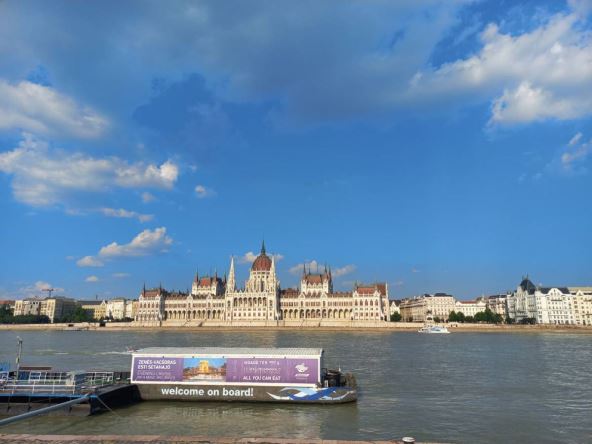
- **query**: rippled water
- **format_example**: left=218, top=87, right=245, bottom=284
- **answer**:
left=1, top=330, right=591, bottom=443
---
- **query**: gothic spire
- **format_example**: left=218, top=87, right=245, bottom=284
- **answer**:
left=261, top=239, right=266, bottom=255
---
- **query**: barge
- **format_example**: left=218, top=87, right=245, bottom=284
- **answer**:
left=131, top=347, right=357, bottom=403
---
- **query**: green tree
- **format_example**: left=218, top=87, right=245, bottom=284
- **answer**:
left=58, top=306, right=94, bottom=323
left=433, top=316, right=441, bottom=323
left=448, top=311, right=457, bottom=322
left=390, top=312, right=402, bottom=322
left=465, top=315, right=474, bottom=323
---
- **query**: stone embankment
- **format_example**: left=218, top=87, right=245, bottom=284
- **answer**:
left=1, top=321, right=591, bottom=333
left=0, top=435, right=441, bottom=444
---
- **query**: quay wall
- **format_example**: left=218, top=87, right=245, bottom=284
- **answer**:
left=0, top=435, right=443, bottom=444
left=1, top=321, right=592, bottom=333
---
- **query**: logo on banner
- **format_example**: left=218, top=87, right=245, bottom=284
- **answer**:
left=295, top=363, right=308, bottom=373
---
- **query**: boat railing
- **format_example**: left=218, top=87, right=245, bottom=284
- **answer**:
left=0, top=371, right=118, bottom=395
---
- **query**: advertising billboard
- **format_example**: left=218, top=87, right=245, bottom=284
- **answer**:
left=132, top=356, right=319, bottom=384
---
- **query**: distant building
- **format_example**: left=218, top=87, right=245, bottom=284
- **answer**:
left=106, top=298, right=127, bottom=320
left=125, top=300, right=137, bottom=319
left=389, top=300, right=400, bottom=316
left=506, top=276, right=586, bottom=325
left=14, top=298, right=43, bottom=316
left=39, top=297, right=77, bottom=323
left=454, top=299, right=487, bottom=317
left=135, top=242, right=389, bottom=325
left=79, top=300, right=107, bottom=320
left=486, top=294, right=508, bottom=319
left=399, top=293, right=456, bottom=322
left=569, top=287, right=592, bottom=326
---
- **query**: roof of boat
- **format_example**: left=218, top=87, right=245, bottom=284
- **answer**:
left=133, top=347, right=323, bottom=357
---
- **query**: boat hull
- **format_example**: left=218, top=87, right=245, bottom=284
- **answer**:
left=136, top=383, right=357, bottom=404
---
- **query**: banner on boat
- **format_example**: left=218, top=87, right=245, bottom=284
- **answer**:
left=132, top=356, right=318, bottom=384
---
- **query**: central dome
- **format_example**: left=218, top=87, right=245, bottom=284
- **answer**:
left=251, top=240, right=272, bottom=271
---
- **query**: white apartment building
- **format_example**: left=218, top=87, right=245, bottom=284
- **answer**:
left=506, top=277, right=590, bottom=325
left=486, top=294, right=508, bottom=319
left=400, top=293, right=456, bottom=322
left=106, top=298, right=127, bottom=320
left=454, top=299, right=487, bottom=317
left=389, top=300, right=400, bottom=316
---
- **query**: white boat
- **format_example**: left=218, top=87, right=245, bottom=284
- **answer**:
left=418, top=315, right=450, bottom=334
left=418, top=325, right=450, bottom=334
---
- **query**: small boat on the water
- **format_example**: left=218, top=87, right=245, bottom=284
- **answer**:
left=418, top=315, right=450, bottom=334
left=418, top=325, right=450, bottom=334
left=130, top=347, right=357, bottom=404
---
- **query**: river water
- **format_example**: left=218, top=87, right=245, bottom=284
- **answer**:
left=0, top=330, right=591, bottom=443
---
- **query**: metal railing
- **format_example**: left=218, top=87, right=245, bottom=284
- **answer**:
left=0, top=371, right=117, bottom=395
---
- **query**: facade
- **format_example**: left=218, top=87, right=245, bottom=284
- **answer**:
left=486, top=294, right=508, bottom=319
left=106, top=298, right=127, bottom=320
left=125, top=299, right=138, bottom=319
left=14, top=298, right=43, bottom=316
left=79, top=300, right=107, bottom=320
left=389, top=300, right=400, bottom=316
left=39, top=297, right=77, bottom=323
left=14, top=297, right=76, bottom=322
left=506, top=277, right=589, bottom=325
left=454, top=299, right=487, bottom=317
left=135, top=242, right=389, bottom=325
left=399, top=293, right=456, bottom=322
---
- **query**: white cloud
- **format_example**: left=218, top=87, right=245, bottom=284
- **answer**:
left=76, top=256, right=104, bottom=268
left=18, top=281, right=64, bottom=298
left=0, top=79, right=108, bottom=138
left=112, top=272, right=130, bottom=279
left=195, top=184, right=216, bottom=199
left=85, top=275, right=99, bottom=283
left=98, top=227, right=173, bottom=258
left=332, top=264, right=356, bottom=277
left=141, top=191, right=156, bottom=203
left=240, top=251, right=283, bottom=264
left=0, top=133, right=179, bottom=207
left=289, top=260, right=354, bottom=277
left=100, top=207, right=153, bottom=223
left=561, top=133, right=591, bottom=172
left=412, top=12, right=592, bottom=124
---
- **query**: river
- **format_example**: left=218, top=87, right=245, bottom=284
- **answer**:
left=0, top=330, right=591, bottom=443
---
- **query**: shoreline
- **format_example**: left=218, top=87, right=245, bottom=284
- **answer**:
left=0, top=435, right=443, bottom=444
left=1, top=322, right=592, bottom=334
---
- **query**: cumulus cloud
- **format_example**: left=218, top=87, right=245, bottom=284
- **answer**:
left=289, top=260, right=355, bottom=277
left=0, top=134, right=179, bottom=207
left=18, top=281, right=64, bottom=298
left=240, top=251, right=283, bottom=264
left=76, top=256, right=104, bottom=268
left=85, top=275, right=99, bottom=283
left=141, top=192, right=156, bottom=203
left=100, top=207, right=153, bottom=223
left=195, top=184, right=216, bottom=199
left=0, top=79, right=107, bottom=138
left=412, top=11, right=592, bottom=124
left=98, top=227, right=173, bottom=258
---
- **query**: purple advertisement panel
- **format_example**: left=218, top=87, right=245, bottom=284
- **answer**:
left=225, top=358, right=318, bottom=384
left=133, top=357, right=184, bottom=382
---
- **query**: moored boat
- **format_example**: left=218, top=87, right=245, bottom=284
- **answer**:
left=130, top=347, right=357, bottom=404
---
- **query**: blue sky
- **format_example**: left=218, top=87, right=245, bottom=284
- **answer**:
left=1, top=0, right=592, bottom=301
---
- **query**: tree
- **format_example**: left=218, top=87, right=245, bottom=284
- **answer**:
left=58, top=306, right=94, bottom=323
left=448, top=311, right=457, bottom=322
left=433, top=316, right=441, bottom=323
left=390, top=312, right=402, bottom=322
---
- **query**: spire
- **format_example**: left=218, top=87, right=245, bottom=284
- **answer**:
left=302, top=263, right=307, bottom=277
left=194, top=268, right=199, bottom=283
left=270, top=255, right=276, bottom=276
left=228, top=256, right=236, bottom=290
left=261, top=239, right=266, bottom=255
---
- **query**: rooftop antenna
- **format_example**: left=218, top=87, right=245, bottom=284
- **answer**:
left=42, top=288, right=55, bottom=298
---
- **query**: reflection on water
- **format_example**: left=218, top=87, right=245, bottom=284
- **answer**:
left=0, top=330, right=591, bottom=444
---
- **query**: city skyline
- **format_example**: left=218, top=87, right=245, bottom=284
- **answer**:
left=1, top=1, right=592, bottom=300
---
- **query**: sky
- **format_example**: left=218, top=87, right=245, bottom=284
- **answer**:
left=1, top=0, right=592, bottom=301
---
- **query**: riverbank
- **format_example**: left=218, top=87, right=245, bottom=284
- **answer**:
left=1, top=321, right=591, bottom=333
left=0, top=435, right=441, bottom=444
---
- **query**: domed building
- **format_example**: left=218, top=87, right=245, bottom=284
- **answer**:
left=135, top=241, right=390, bottom=325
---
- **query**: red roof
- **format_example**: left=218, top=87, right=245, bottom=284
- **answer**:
left=252, top=253, right=272, bottom=271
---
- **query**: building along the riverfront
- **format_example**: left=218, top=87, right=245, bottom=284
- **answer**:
left=14, top=296, right=77, bottom=322
left=135, top=242, right=390, bottom=326
left=399, top=293, right=456, bottom=322
left=506, top=277, right=592, bottom=325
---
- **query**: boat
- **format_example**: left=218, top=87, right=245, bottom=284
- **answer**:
left=418, top=325, right=450, bottom=334
left=418, top=315, right=450, bottom=334
left=130, top=347, right=357, bottom=404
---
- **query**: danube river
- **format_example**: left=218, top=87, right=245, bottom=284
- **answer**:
left=1, top=330, right=591, bottom=443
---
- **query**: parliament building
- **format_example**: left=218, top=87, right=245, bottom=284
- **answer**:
left=135, top=242, right=389, bottom=325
